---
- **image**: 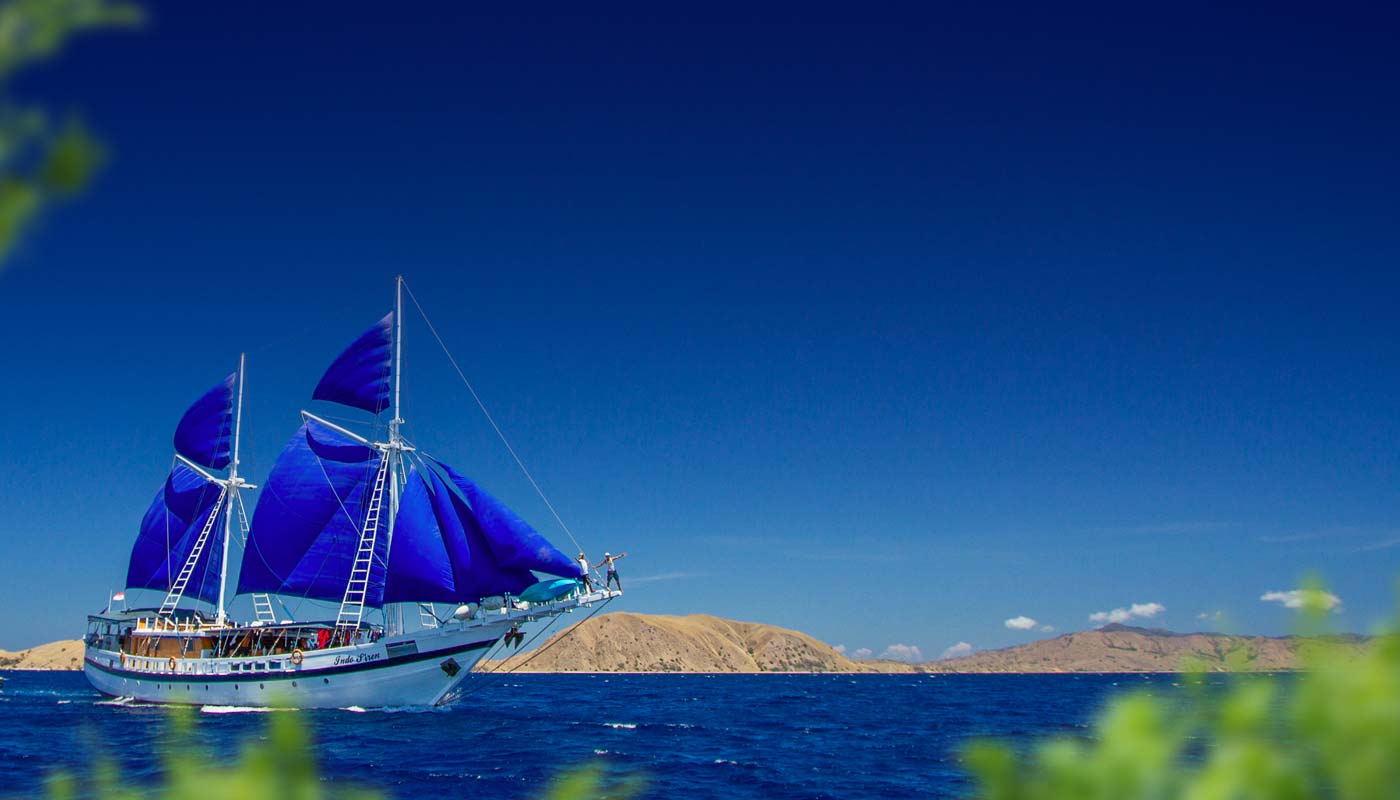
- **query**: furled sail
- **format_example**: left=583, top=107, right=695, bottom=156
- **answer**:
left=126, top=463, right=226, bottom=604
left=172, top=373, right=236, bottom=470
left=311, top=313, right=393, bottom=414
left=383, top=459, right=579, bottom=603
left=236, top=419, right=388, bottom=604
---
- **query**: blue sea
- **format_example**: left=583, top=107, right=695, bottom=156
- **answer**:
left=1, top=670, right=1216, bottom=798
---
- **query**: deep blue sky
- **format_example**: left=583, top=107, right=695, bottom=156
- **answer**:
left=2, top=3, right=1398, bottom=657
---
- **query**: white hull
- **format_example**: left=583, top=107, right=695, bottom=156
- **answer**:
left=83, top=622, right=510, bottom=709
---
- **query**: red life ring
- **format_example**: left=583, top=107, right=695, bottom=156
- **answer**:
left=290, top=649, right=304, bottom=665
left=167, top=656, right=177, bottom=671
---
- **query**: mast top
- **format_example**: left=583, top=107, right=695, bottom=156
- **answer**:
left=228, top=352, right=247, bottom=486
left=390, top=275, right=404, bottom=445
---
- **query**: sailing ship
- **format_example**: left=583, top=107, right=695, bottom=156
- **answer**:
left=83, top=278, right=616, bottom=707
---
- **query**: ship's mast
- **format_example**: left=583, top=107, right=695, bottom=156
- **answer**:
left=215, top=353, right=247, bottom=626
left=326, top=280, right=414, bottom=635
left=392, top=274, right=403, bottom=447
left=388, top=276, right=405, bottom=633
left=389, top=274, right=405, bottom=519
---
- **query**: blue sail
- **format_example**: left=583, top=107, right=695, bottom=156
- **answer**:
left=126, top=463, right=226, bottom=605
left=237, top=419, right=388, bottom=604
left=172, top=373, right=236, bottom=470
left=311, top=313, right=393, bottom=414
left=436, top=467, right=539, bottom=596
left=431, top=458, right=580, bottom=578
left=381, top=468, right=456, bottom=603
left=384, top=463, right=562, bottom=603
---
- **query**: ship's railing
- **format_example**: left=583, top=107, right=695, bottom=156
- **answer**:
left=113, top=621, right=381, bottom=674
left=115, top=653, right=300, bottom=676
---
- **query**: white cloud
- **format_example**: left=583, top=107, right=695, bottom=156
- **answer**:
left=1004, top=615, right=1038, bottom=631
left=832, top=644, right=846, bottom=654
left=1197, top=610, right=1223, bottom=621
left=939, top=642, right=974, bottom=660
left=852, top=647, right=873, bottom=659
left=625, top=571, right=708, bottom=585
left=1261, top=589, right=1342, bottom=612
left=879, top=644, right=925, bottom=663
left=1357, top=536, right=1400, bottom=552
left=1089, top=601, right=1166, bottom=625
left=1039, top=625, right=1055, bottom=633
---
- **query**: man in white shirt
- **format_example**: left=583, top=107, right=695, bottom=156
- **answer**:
left=577, top=552, right=593, bottom=591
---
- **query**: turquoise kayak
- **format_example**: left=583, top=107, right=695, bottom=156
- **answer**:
left=518, top=578, right=581, bottom=603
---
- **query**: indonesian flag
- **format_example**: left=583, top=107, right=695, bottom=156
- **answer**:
left=111, top=592, right=125, bottom=602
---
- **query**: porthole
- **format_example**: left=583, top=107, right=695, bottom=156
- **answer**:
left=260, top=683, right=265, bottom=689
left=291, top=681, right=298, bottom=687
left=323, top=678, right=329, bottom=684
left=234, top=684, right=239, bottom=690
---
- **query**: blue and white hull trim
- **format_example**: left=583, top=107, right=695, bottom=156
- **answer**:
left=84, top=624, right=501, bottom=709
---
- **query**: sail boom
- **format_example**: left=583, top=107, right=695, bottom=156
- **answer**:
left=173, top=453, right=223, bottom=485
left=300, top=411, right=373, bottom=445
left=173, top=453, right=258, bottom=489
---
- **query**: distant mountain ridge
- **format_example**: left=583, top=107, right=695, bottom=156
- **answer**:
left=485, top=614, right=1371, bottom=674
left=922, top=623, right=1370, bottom=673
left=4, top=617, right=1372, bottom=674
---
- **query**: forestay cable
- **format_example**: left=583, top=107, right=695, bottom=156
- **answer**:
left=402, top=280, right=584, bottom=555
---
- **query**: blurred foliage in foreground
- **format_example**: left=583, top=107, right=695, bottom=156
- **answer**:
left=46, top=708, right=644, bottom=800
left=0, top=0, right=140, bottom=267
left=967, top=587, right=1400, bottom=800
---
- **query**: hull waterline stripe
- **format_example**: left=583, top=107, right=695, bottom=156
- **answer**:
left=83, top=637, right=497, bottom=684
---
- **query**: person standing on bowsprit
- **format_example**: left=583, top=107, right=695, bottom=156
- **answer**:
left=577, top=552, right=593, bottom=591
left=599, top=552, right=628, bottom=591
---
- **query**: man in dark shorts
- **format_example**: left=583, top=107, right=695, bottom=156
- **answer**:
left=599, top=552, right=627, bottom=591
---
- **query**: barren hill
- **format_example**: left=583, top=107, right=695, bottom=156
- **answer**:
left=0, top=639, right=85, bottom=671
left=925, top=624, right=1369, bottom=673
left=487, top=612, right=879, bottom=673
